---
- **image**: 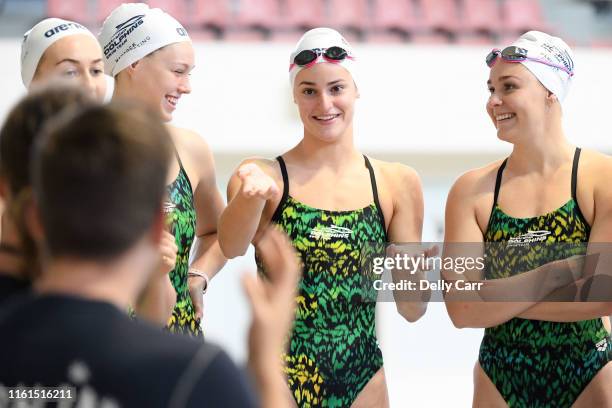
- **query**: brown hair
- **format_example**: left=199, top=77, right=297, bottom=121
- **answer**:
left=0, top=84, right=95, bottom=275
left=32, top=102, right=172, bottom=260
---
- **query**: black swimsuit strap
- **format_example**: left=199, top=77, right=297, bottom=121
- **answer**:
left=571, top=147, right=581, bottom=203
left=270, top=156, right=289, bottom=222
left=171, top=149, right=193, bottom=193
left=571, top=147, right=590, bottom=229
left=484, top=159, right=508, bottom=237
left=364, top=156, right=387, bottom=238
left=492, top=159, right=508, bottom=208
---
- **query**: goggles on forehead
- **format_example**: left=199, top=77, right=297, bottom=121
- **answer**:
left=289, top=46, right=354, bottom=71
left=486, top=46, right=574, bottom=77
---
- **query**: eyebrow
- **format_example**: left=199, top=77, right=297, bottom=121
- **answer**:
left=56, top=58, right=103, bottom=66
left=487, top=75, right=520, bottom=84
left=298, top=79, right=346, bottom=87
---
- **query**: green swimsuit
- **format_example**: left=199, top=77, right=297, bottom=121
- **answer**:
left=165, top=154, right=202, bottom=338
left=480, top=148, right=612, bottom=407
left=258, top=155, right=387, bottom=407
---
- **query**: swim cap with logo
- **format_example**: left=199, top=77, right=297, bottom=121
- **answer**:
left=21, top=18, right=97, bottom=88
left=98, top=3, right=190, bottom=77
left=510, top=31, right=575, bottom=103
left=289, top=27, right=358, bottom=89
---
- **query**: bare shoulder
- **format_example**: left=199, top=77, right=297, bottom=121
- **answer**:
left=368, top=158, right=421, bottom=192
left=166, top=124, right=211, bottom=163
left=449, top=159, right=504, bottom=202
left=578, top=148, right=612, bottom=195
left=579, top=148, right=612, bottom=176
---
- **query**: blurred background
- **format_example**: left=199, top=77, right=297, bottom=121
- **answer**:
left=1, top=1, right=612, bottom=406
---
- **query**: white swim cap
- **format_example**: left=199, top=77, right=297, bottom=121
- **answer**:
left=289, top=27, right=358, bottom=88
left=21, top=18, right=96, bottom=88
left=98, top=3, right=190, bottom=77
left=510, top=31, right=575, bottom=103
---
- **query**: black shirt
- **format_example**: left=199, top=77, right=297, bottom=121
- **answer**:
left=0, top=294, right=256, bottom=407
left=0, top=274, right=29, bottom=305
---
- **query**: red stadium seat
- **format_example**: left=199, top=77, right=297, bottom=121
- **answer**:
left=418, top=0, right=460, bottom=34
left=192, top=0, right=231, bottom=30
left=47, top=0, right=90, bottom=23
left=502, top=0, right=550, bottom=34
left=371, top=0, right=419, bottom=34
left=282, top=0, right=326, bottom=30
left=147, top=0, right=189, bottom=26
left=327, top=0, right=370, bottom=32
left=234, top=0, right=281, bottom=30
left=461, top=0, right=502, bottom=35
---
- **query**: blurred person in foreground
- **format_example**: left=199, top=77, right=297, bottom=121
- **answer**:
left=0, top=103, right=299, bottom=407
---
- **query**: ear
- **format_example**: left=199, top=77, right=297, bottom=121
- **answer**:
left=354, top=81, right=360, bottom=99
left=125, top=60, right=142, bottom=78
left=546, top=91, right=558, bottom=104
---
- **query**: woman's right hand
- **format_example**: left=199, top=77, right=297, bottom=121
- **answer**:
left=237, top=163, right=280, bottom=201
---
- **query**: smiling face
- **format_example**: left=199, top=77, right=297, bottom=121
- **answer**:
left=31, top=34, right=106, bottom=101
left=486, top=61, right=553, bottom=143
left=123, top=41, right=194, bottom=122
left=293, top=63, right=358, bottom=143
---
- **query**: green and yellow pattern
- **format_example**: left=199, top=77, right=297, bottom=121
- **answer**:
left=259, top=195, right=386, bottom=407
left=481, top=199, right=612, bottom=407
left=165, top=164, right=202, bottom=338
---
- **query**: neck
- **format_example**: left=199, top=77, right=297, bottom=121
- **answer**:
left=509, top=119, right=573, bottom=173
left=111, top=79, right=134, bottom=103
left=293, top=127, right=361, bottom=170
left=34, top=247, right=151, bottom=309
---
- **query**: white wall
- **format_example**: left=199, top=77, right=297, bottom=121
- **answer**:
left=2, top=40, right=612, bottom=155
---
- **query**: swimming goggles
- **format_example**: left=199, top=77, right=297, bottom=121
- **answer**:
left=486, top=46, right=574, bottom=77
left=289, top=46, right=354, bottom=70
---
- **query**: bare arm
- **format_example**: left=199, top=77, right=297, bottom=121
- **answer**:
left=382, top=164, right=429, bottom=322
left=443, top=171, right=582, bottom=328
left=218, top=160, right=280, bottom=258
left=518, top=158, right=612, bottom=321
left=171, top=128, right=227, bottom=320
left=135, top=230, right=178, bottom=325
left=244, top=228, right=300, bottom=408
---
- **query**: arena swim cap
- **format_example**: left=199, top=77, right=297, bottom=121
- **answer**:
left=289, top=27, right=358, bottom=89
left=98, top=2, right=190, bottom=77
left=21, top=18, right=97, bottom=88
left=510, top=31, right=575, bottom=103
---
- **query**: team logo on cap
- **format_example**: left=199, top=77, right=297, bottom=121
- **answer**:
left=103, top=14, right=145, bottom=58
left=542, top=42, right=574, bottom=74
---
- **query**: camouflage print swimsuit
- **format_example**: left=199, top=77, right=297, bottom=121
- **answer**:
left=258, top=155, right=387, bottom=407
left=165, top=154, right=202, bottom=338
left=481, top=148, right=612, bottom=407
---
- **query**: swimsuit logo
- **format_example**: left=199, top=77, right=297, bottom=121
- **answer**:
left=103, top=14, right=145, bottom=58
left=162, top=201, right=176, bottom=214
left=309, top=225, right=352, bottom=240
left=507, top=230, right=551, bottom=247
left=595, top=338, right=608, bottom=352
